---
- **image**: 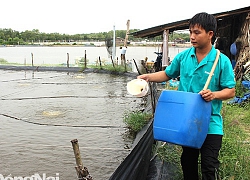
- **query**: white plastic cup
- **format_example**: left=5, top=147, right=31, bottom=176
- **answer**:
left=127, top=79, right=149, bottom=97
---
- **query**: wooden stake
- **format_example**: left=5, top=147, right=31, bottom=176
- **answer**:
left=133, top=59, right=141, bottom=75
left=71, top=139, right=93, bottom=180
left=31, top=53, right=34, bottom=66
left=98, top=56, right=102, bottom=69
left=84, top=50, right=87, bottom=69
left=121, top=19, right=130, bottom=69
left=111, top=56, right=115, bottom=68
left=124, top=20, right=130, bottom=47
left=67, top=53, right=69, bottom=68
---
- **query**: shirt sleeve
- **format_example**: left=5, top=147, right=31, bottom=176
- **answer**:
left=219, top=54, right=236, bottom=89
left=165, top=53, right=181, bottom=79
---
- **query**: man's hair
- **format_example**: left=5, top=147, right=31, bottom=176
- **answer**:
left=189, top=12, right=217, bottom=34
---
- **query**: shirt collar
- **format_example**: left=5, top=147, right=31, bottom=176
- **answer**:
left=190, top=46, right=217, bottom=65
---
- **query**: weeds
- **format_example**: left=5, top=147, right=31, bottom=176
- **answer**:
left=123, top=111, right=152, bottom=135
left=219, top=102, right=250, bottom=179
left=156, top=143, right=183, bottom=179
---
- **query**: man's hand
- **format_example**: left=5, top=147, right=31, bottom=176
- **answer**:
left=137, top=71, right=170, bottom=83
left=199, top=88, right=235, bottom=102
left=137, top=74, right=150, bottom=82
left=199, top=89, right=215, bottom=102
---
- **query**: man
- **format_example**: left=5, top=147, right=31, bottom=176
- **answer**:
left=138, top=12, right=235, bottom=180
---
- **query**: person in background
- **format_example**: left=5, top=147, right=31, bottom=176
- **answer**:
left=138, top=12, right=235, bottom=180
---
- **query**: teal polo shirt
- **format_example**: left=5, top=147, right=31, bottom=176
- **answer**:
left=165, top=46, right=235, bottom=135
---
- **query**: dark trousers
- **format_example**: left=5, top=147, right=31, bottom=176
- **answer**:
left=181, top=134, right=222, bottom=180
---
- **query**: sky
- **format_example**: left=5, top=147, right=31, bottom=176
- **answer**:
left=1, top=0, right=249, bottom=35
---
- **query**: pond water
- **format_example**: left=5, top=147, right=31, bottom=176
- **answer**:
left=0, top=46, right=187, bottom=65
left=0, top=70, right=143, bottom=179
left=0, top=45, right=188, bottom=179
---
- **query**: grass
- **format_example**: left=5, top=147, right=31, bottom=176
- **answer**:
left=0, top=58, right=132, bottom=73
left=84, top=63, right=132, bottom=73
left=123, top=111, right=152, bottom=137
left=219, top=102, right=250, bottom=179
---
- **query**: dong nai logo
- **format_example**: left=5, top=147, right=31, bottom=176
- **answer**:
left=0, top=173, right=59, bottom=180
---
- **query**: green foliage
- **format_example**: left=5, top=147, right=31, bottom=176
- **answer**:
left=0, top=28, right=190, bottom=45
left=169, top=32, right=190, bottom=42
left=104, top=64, right=127, bottom=72
left=123, top=111, right=152, bottom=134
left=0, top=58, right=8, bottom=64
left=0, top=28, right=142, bottom=45
left=84, top=63, right=130, bottom=73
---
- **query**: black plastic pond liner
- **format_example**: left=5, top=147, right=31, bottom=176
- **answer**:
left=146, top=150, right=181, bottom=180
left=109, top=120, right=154, bottom=180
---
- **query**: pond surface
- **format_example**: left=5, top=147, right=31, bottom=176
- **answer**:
left=0, top=46, right=187, bottom=65
left=0, top=69, right=143, bottom=179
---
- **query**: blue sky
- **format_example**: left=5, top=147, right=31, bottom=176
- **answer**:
left=1, top=0, right=249, bottom=34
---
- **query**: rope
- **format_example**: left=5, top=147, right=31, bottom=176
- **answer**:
left=0, top=113, right=125, bottom=128
left=0, top=74, right=62, bottom=83
left=0, top=141, right=132, bottom=151
left=1, top=95, right=134, bottom=100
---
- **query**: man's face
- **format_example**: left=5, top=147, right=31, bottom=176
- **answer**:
left=189, top=24, right=213, bottom=49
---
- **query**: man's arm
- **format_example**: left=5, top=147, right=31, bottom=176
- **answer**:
left=137, top=70, right=171, bottom=82
left=199, top=88, right=235, bottom=102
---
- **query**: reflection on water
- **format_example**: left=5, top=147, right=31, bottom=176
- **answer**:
left=0, top=70, right=143, bottom=179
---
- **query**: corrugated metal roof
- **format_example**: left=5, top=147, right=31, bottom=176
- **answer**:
left=131, top=6, right=250, bottom=38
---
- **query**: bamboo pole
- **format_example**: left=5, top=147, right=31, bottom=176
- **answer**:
left=98, top=56, right=102, bottom=69
left=71, top=139, right=92, bottom=180
left=111, top=56, right=115, bottom=68
left=121, top=20, right=130, bottom=69
left=203, top=50, right=220, bottom=90
left=141, top=60, right=156, bottom=113
left=124, top=20, right=130, bottom=47
left=84, top=50, right=87, bottom=69
left=31, top=53, right=34, bottom=66
left=133, top=59, right=141, bottom=75
left=71, top=139, right=83, bottom=167
left=162, top=29, right=169, bottom=69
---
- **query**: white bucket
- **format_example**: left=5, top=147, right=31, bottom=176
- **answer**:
left=127, top=79, right=149, bottom=97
